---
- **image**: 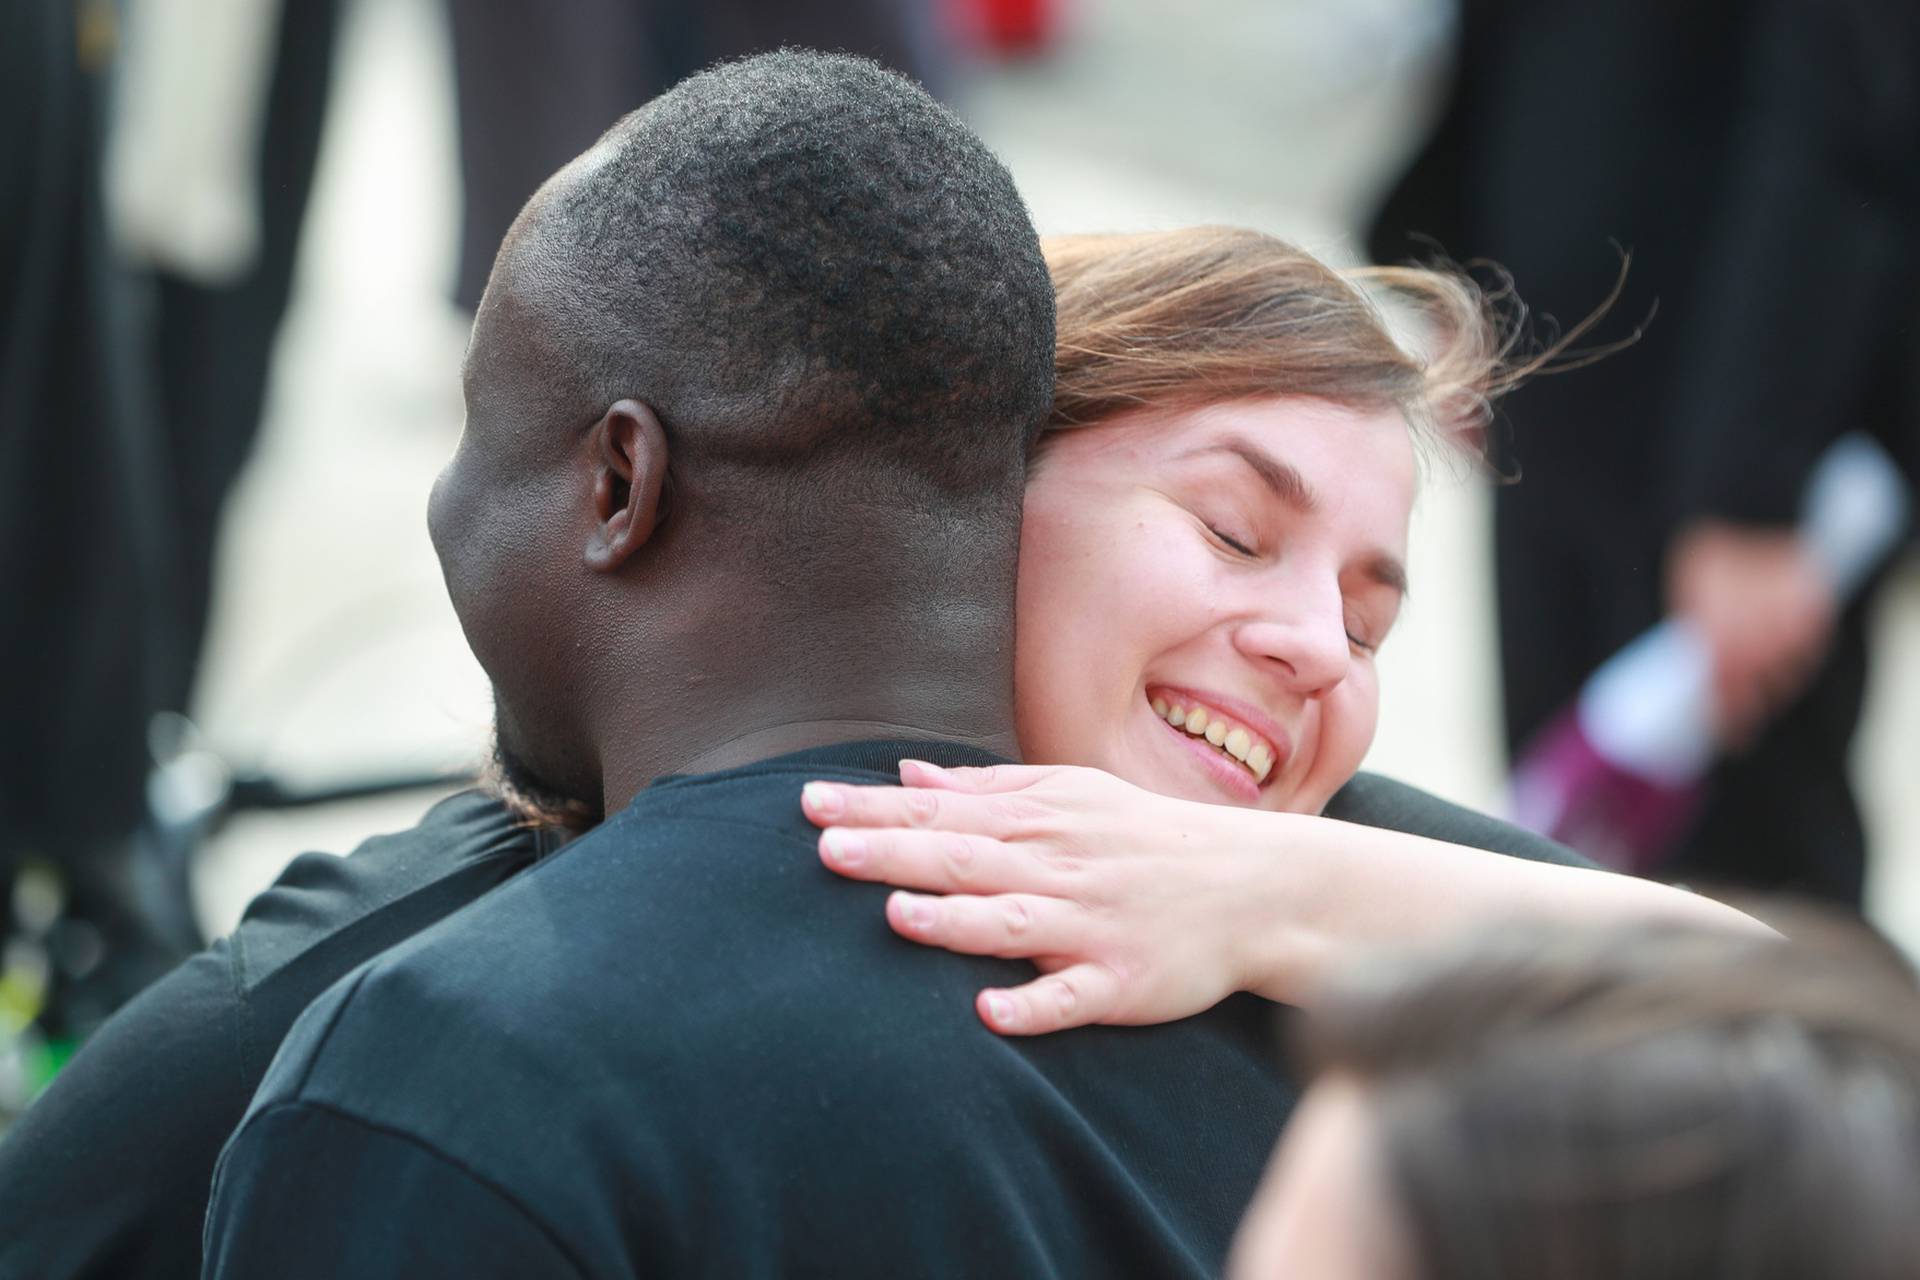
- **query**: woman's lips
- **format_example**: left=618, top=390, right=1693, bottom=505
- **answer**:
left=1145, top=686, right=1290, bottom=785
left=1151, top=708, right=1265, bottom=803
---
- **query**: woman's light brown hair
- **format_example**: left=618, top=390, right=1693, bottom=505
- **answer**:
left=1044, top=226, right=1597, bottom=458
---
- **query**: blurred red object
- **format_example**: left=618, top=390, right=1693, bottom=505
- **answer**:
left=947, top=0, right=1063, bottom=55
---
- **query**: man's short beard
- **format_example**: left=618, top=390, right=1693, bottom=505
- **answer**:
left=483, top=728, right=603, bottom=834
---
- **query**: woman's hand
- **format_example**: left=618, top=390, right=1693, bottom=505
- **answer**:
left=799, top=761, right=1299, bottom=1036
left=801, top=762, right=1779, bottom=1039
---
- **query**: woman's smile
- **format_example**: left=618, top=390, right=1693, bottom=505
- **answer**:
left=1147, top=687, right=1289, bottom=796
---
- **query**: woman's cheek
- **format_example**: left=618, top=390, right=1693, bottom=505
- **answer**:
left=1330, top=670, right=1382, bottom=774
left=1298, top=672, right=1381, bottom=813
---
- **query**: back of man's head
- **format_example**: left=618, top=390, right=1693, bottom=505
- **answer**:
left=499, top=49, right=1053, bottom=540
left=442, top=50, right=1050, bottom=809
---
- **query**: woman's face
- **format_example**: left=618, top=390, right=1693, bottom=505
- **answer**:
left=1014, top=397, right=1415, bottom=813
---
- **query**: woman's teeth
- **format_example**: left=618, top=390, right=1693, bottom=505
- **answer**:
left=1150, top=697, right=1274, bottom=783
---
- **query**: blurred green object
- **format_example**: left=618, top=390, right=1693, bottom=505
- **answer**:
left=0, top=959, right=53, bottom=1130
left=1, top=864, right=53, bottom=1127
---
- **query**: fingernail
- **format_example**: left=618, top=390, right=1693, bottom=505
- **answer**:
left=900, top=758, right=943, bottom=777
left=901, top=894, right=935, bottom=931
left=985, top=994, right=1014, bottom=1026
left=802, top=782, right=843, bottom=819
left=821, top=829, right=866, bottom=867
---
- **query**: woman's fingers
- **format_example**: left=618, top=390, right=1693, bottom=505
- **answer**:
left=820, top=826, right=1063, bottom=895
left=882, top=887, right=1128, bottom=1033
left=975, top=963, right=1125, bottom=1036
left=799, top=761, right=1064, bottom=832
left=801, top=778, right=1032, bottom=838
left=896, top=759, right=1057, bottom=793
left=802, top=765, right=1120, bottom=856
left=885, top=889, right=1089, bottom=961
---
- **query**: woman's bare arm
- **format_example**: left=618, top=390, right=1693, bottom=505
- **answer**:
left=800, top=760, right=1772, bottom=1034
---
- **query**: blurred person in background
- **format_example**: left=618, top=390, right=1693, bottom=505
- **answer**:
left=107, top=0, right=343, bottom=723
left=0, top=0, right=349, bottom=1072
left=1369, top=0, right=1920, bottom=904
left=1, top=0, right=195, bottom=1078
left=445, top=0, right=951, bottom=311
left=1228, top=911, right=1920, bottom=1280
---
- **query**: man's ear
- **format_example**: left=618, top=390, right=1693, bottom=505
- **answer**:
left=584, top=399, right=671, bottom=572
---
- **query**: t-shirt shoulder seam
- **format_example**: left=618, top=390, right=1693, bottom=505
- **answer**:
left=287, top=963, right=376, bottom=1099
left=229, top=934, right=260, bottom=1099
left=243, top=1098, right=590, bottom=1279
left=239, top=852, right=525, bottom=999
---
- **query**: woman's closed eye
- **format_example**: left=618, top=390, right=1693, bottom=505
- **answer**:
left=1344, top=606, right=1396, bottom=654
left=1208, top=524, right=1259, bottom=558
left=1188, top=500, right=1262, bottom=559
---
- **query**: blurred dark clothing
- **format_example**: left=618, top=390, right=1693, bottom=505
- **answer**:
left=0, top=774, right=1582, bottom=1279
left=1, top=0, right=192, bottom=1029
left=1, top=0, right=345, bottom=1037
left=1371, top=0, right=1919, bottom=904
left=1, top=0, right=172, bottom=866
left=150, top=0, right=342, bottom=714
left=448, top=0, right=949, bottom=309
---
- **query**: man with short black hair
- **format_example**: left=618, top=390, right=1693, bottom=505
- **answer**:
left=206, top=50, right=1292, bottom=1278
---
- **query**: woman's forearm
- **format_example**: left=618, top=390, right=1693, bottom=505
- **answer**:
left=802, top=763, right=1777, bottom=1032
left=1233, top=811, right=1777, bottom=1007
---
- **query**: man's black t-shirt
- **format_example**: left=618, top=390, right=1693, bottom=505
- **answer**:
left=202, top=743, right=1593, bottom=1279
left=0, top=762, right=1588, bottom=1279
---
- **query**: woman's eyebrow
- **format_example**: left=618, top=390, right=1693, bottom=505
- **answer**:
left=1182, top=436, right=1318, bottom=513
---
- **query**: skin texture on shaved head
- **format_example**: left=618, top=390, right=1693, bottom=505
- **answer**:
left=508, top=51, right=1053, bottom=486
left=429, top=51, right=1052, bottom=818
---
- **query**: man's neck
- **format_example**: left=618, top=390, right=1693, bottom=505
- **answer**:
left=681, top=718, right=1014, bottom=781
left=595, top=661, right=1018, bottom=815
left=590, top=557, right=1023, bottom=815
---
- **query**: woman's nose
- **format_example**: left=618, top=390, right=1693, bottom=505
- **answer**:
left=1233, top=596, right=1350, bottom=696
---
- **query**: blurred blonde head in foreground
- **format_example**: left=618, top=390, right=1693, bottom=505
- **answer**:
left=1232, top=908, right=1920, bottom=1280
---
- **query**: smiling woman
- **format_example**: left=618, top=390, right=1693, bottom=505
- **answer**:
left=805, top=226, right=1771, bottom=1035
left=1017, top=228, right=1481, bottom=816
left=1018, top=396, right=1414, bottom=814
